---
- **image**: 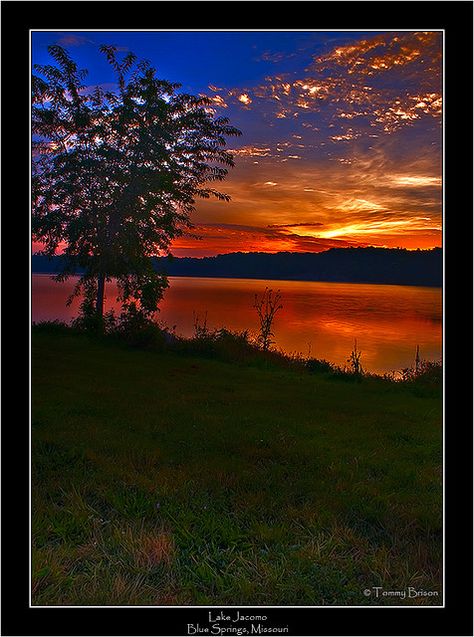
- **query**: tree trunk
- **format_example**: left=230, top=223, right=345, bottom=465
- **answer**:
left=96, top=273, right=106, bottom=327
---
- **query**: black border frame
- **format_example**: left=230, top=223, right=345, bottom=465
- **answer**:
left=2, top=2, right=472, bottom=635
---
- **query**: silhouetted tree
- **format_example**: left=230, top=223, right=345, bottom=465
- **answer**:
left=347, top=339, right=363, bottom=375
left=415, top=344, right=421, bottom=374
left=32, top=45, right=241, bottom=327
left=253, top=288, right=283, bottom=351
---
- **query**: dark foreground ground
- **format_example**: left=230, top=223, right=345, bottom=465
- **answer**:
left=32, top=328, right=442, bottom=606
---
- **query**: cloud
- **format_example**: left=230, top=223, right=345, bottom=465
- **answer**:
left=170, top=222, right=364, bottom=257
left=207, top=94, right=228, bottom=108
left=189, top=130, right=442, bottom=255
left=237, top=93, right=252, bottom=106
left=258, top=51, right=288, bottom=63
left=230, top=145, right=272, bottom=157
left=314, top=31, right=441, bottom=77
left=224, top=31, right=442, bottom=135
left=268, top=222, right=324, bottom=229
left=387, top=175, right=442, bottom=188
left=55, top=34, right=94, bottom=47
left=153, top=32, right=444, bottom=256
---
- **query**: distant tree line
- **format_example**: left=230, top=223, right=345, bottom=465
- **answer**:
left=32, top=246, right=443, bottom=287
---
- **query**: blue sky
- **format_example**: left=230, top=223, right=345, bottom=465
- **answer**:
left=32, top=30, right=384, bottom=88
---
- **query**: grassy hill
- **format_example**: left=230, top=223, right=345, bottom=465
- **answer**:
left=32, top=327, right=442, bottom=606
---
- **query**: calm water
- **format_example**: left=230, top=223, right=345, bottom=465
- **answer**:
left=32, top=274, right=442, bottom=374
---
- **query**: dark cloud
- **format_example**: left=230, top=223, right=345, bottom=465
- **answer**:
left=258, top=51, right=288, bottom=63
left=171, top=222, right=366, bottom=257
left=55, top=34, right=94, bottom=47
left=268, top=222, right=324, bottom=228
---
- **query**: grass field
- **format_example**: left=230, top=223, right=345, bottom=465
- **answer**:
left=32, top=327, right=442, bottom=606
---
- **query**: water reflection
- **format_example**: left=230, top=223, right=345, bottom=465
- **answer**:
left=32, top=274, right=442, bottom=374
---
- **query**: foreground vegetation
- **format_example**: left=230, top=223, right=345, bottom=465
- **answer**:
left=32, top=323, right=442, bottom=606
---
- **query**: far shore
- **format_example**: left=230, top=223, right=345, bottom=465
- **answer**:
left=31, top=247, right=443, bottom=288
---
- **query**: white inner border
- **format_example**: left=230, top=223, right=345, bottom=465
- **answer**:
left=29, top=28, right=445, bottom=611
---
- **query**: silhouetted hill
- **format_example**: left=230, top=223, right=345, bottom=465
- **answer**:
left=32, top=247, right=442, bottom=287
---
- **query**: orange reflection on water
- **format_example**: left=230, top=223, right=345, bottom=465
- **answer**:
left=32, top=274, right=441, bottom=374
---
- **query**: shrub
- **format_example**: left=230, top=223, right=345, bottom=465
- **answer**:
left=400, top=359, right=442, bottom=387
left=109, top=307, right=170, bottom=350
left=306, top=358, right=334, bottom=374
left=31, top=320, right=72, bottom=334
left=71, top=309, right=117, bottom=334
left=175, top=326, right=258, bottom=363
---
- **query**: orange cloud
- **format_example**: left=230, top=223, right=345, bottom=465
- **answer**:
left=237, top=93, right=252, bottom=106
left=179, top=129, right=442, bottom=256
left=319, top=32, right=441, bottom=74
left=170, top=223, right=365, bottom=257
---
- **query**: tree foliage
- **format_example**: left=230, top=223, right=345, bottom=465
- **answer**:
left=32, top=45, right=241, bottom=323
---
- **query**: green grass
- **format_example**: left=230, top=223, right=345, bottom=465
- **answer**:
left=32, top=327, right=442, bottom=606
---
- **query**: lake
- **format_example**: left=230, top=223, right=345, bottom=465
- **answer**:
left=32, top=274, right=442, bottom=374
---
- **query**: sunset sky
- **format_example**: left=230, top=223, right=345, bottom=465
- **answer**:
left=32, top=30, right=443, bottom=257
